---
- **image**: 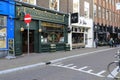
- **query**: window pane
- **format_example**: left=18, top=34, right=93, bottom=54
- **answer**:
left=84, top=1, right=89, bottom=18
left=49, top=0, right=59, bottom=11
left=0, top=15, right=7, bottom=26
left=41, top=22, right=64, bottom=43
left=73, top=0, right=79, bottom=13
left=94, top=4, right=97, bottom=16
left=20, top=0, right=36, bottom=5
left=0, top=15, right=7, bottom=48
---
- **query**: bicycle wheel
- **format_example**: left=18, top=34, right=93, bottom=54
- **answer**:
left=107, top=61, right=119, bottom=80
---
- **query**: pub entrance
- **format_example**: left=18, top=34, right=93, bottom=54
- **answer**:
left=22, top=30, right=34, bottom=53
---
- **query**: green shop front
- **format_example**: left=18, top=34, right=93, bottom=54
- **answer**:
left=15, top=2, right=69, bottom=56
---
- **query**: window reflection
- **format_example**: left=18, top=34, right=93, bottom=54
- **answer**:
left=0, top=15, right=7, bottom=48
left=41, top=22, right=64, bottom=43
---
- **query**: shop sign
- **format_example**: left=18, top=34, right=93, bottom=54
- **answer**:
left=16, top=6, right=65, bottom=23
left=79, top=17, right=92, bottom=27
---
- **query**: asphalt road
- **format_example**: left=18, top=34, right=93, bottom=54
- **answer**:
left=0, top=48, right=119, bottom=80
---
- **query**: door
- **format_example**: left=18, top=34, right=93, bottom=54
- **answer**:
left=22, top=30, right=34, bottom=53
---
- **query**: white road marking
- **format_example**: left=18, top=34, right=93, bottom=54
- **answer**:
left=0, top=48, right=114, bottom=75
left=63, top=64, right=74, bottom=67
left=50, top=48, right=114, bottom=63
left=51, top=63, right=106, bottom=77
left=70, top=66, right=77, bottom=69
left=0, top=63, right=45, bottom=75
left=78, top=66, right=88, bottom=70
left=107, top=66, right=119, bottom=78
left=86, top=69, right=93, bottom=73
left=96, top=70, right=106, bottom=76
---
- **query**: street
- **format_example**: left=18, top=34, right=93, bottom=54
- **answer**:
left=0, top=47, right=119, bottom=80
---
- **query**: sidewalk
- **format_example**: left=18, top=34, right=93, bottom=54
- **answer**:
left=0, top=46, right=111, bottom=72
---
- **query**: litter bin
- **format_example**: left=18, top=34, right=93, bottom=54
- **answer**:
left=65, top=43, right=70, bottom=51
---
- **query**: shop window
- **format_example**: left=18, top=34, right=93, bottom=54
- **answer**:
left=0, top=15, right=7, bottom=48
left=41, top=22, right=64, bottom=43
left=49, top=0, right=59, bottom=11
left=72, top=33, right=84, bottom=43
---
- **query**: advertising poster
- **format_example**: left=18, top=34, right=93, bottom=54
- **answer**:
left=0, top=28, right=6, bottom=48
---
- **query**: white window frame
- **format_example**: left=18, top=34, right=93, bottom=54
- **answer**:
left=49, top=0, right=59, bottom=11
left=94, top=4, right=97, bottom=17
left=73, top=0, right=80, bottom=13
left=20, top=0, right=36, bottom=5
left=84, top=1, right=90, bottom=18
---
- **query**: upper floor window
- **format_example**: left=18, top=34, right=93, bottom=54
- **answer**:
left=49, top=0, right=59, bottom=11
left=111, top=0, right=114, bottom=5
left=98, top=6, right=101, bottom=18
left=106, top=0, right=108, bottom=2
left=0, top=15, right=7, bottom=27
left=94, top=4, right=97, bottom=17
left=102, top=8, right=105, bottom=19
left=106, top=10, right=109, bottom=20
left=19, top=0, right=36, bottom=5
left=73, top=0, right=79, bottom=13
left=84, top=1, right=89, bottom=18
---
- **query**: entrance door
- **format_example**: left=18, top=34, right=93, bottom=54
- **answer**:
left=22, top=30, right=34, bottom=53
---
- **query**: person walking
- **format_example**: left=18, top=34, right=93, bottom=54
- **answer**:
left=95, top=38, right=98, bottom=48
left=109, top=38, right=114, bottom=47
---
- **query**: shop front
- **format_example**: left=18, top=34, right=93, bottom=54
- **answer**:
left=0, top=0, right=15, bottom=57
left=71, top=17, right=93, bottom=49
left=15, top=2, right=69, bottom=56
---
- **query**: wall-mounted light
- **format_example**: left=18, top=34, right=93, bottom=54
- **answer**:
left=39, top=29, right=42, bottom=32
left=33, top=7, right=35, bottom=9
left=44, top=11, right=47, bottom=13
left=20, top=27, right=24, bottom=32
left=55, top=13, right=58, bottom=15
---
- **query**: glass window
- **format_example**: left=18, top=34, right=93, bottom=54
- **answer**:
left=19, top=0, right=36, bottom=5
left=0, top=15, right=7, bottom=48
left=84, top=1, right=90, bottom=18
left=41, top=22, right=64, bottom=43
left=98, top=6, right=101, bottom=18
left=72, top=33, right=84, bottom=43
left=0, top=15, right=7, bottom=26
left=73, top=0, right=79, bottom=13
left=106, top=10, right=109, bottom=20
left=109, top=11, right=111, bottom=21
left=102, top=8, right=105, bottom=19
left=49, top=0, right=59, bottom=11
left=112, top=0, right=114, bottom=5
left=94, top=4, right=97, bottom=16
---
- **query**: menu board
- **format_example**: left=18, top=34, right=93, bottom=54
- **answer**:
left=8, top=39, right=14, bottom=54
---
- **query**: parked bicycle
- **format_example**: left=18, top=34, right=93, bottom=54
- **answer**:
left=106, top=50, right=120, bottom=80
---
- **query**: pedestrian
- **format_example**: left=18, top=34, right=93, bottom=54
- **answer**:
left=94, top=38, right=98, bottom=48
left=109, top=38, right=114, bottom=47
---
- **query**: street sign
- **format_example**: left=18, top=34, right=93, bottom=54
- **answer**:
left=24, top=14, right=32, bottom=55
left=24, top=14, right=32, bottom=24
